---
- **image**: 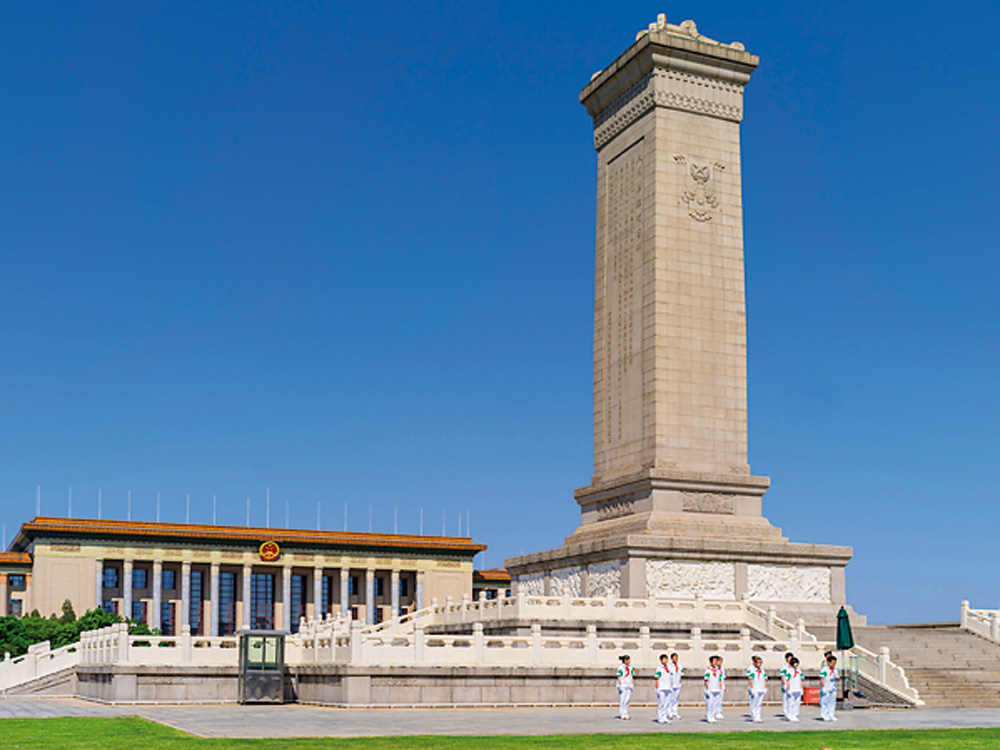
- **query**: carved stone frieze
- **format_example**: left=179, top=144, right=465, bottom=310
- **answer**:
left=517, top=572, right=545, bottom=596
left=747, top=565, right=831, bottom=603
left=597, top=495, right=636, bottom=521
left=550, top=566, right=583, bottom=596
left=593, top=69, right=744, bottom=149
left=681, top=492, right=735, bottom=514
left=645, top=559, right=735, bottom=599
left=586, top=560, right=622, bottom=597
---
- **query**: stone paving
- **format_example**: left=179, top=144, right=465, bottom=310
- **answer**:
left=3, top=698, right=1000, bottom=737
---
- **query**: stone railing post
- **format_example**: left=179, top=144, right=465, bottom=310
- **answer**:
left=349, top=621, right=364, bottom=664
left=766, top=605, right=776, bottom=636
left=587, top=624, right=598, bottom=665
left=961, top=600, right=970, bottom=629
left=694, top=593, right=704, bottom=622
left=605, top=594, right=615, bottom=618
left=692, top=626, right=703, bottom=664
left=791, top=619, right=803, bottom=654
left=640, top=625, right=651, bottom=665
left=740, top=627, right=751, bottom=657
left=473, top=622, right=485, bottom=663
left=117, top=623, right=130, bottom=663
left=180, top=624, right=192, bottom=662
left=531, top=623, right=542, bottom=665
left=878, top=647, right=890, bottom=684
left=414, top=622, right=425, bottom=664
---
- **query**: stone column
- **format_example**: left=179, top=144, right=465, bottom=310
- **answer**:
left=123, top=560, right=133, bottom=621
left=209, top=562, right=220, bottom=637
left=181, top=561, right=191, bottom=630
left=340, top=568, right=350, bottom=618
left=416, top=570, right=425, bottom=610
left=95, top=559, right=103, bottom=610
left=151, top=560, right=163, bottom=630
left=313, top=567, right=323, bottom=620
left=365, top=569, right=375, bottom=625
left=282, top=566, right=292, bottom=632
left=242, top=564, right=252, bottom=630
left=390, top=569, right=400, bottom=618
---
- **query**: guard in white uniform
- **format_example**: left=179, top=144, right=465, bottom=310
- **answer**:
left=785, top=657, right=803, bottom=722
left=667, top=652, right=683, bottom=719
left=616, top=654, right=634, bottom=720
left=779, top=651, right=794, bottom=719
left=704, top=656, right=725, bottom=722
left=820, top=654, right=839, bottom=721
left=653, top=653, right=672, bottom=723
left=745, top=655, right=767, bottom=723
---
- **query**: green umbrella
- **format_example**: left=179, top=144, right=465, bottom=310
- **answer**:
left=836, top=606, right=855, bottom=650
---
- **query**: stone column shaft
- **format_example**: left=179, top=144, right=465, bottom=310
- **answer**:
left=313, top=567, right=323, bottom=620
left=151, top=560, right=163, bottom=630
left=209, top=562, right=220, bottom=637
left=282, top=566, right=292, bottom=632
left=340, top=568, right=350, bottom=618
left=242, top=564, right=252, bottom=630
left=123, top=560, right=133, bottom=621
left=181, top=561, right=191, bottom=630
left=365, top=569, right=375, bottom=625
left=390, top=569, right=400, bottom=618
left=416, top=571, right=425, bottom=610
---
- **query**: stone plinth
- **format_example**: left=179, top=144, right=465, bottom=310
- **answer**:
left=506, top=16, right=855, bottom=625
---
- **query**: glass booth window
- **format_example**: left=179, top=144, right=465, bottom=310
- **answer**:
left=102, top=567, right=118, bottom=589
left=162, top=569, right=176, bottom=590
left=132, top=568, right=148, bottom=589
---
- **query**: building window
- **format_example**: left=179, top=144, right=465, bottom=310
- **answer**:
left=190, top=571, right=204, bottom=635
left=218, top=572, right=237, bottom=636
left=290, top=574, right=306, bottom=633
left=374, top=606, right=384, bottom=624
left=133, top=568, right=148, bottom=589
left=399, top=578, right=409, bottom=598
left=162, top=570, right=176, bottom=591
left=102, top=567, right=118, bottom=589
left=349, top=576, right=358, bottom=596
left=161, top=601, right=175, bottom=636
left=8, top=599, right=23, bottom=617
left=321, top=575, right=333, bottom=617
left=374, top=577, right=384, bottom=597
left=8, top=574, right=26, bottom=588
left=131, top=600, right=147, bottom=624
left=350, top=605, right=359, bottom=621
left=102, top=600, right=118, bottom=615
left=251, top=573, right=275, bottom=630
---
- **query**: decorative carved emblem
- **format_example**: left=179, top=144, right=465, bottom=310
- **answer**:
left=681, top=493, right=735, bottom=515
left=675, top=155, right=725, bottom=222
left=597, top=495, right=636, bottom=521
left=258, top=541, right=281, bottom=562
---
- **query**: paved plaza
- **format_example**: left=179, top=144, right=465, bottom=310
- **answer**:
left=3, top=698, right=1000, bottom=737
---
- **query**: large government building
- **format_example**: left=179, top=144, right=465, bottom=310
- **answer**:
left=0, top=516, right=491, bottom=633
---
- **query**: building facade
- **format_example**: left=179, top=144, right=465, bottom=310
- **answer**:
left=5, top=517, right=485, bottom=632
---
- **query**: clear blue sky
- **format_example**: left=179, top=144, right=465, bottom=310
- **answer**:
left=1, top=1, right=997, bottom=625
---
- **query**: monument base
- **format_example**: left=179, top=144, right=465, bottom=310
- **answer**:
left=506, top=469, right=858, bottom=627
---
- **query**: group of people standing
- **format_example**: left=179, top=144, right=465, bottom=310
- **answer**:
left=615, top=651, right=840, bottom=724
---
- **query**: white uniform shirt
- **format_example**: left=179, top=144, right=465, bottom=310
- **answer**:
left=669, top=662, right=683, bottom=688
left=704, top=666, right=724, bottom=692
left=654, top=664, right=670, bottom=690
left=746, top=665, right=767, bottom=693
left=787, top=667, right=803, bottom=693
left=820, top=665, right=838, bottom=694
left=617, top=663, right=634, bottom=688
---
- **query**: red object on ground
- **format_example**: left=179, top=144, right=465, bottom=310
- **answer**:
left=802, top=687, right=821, bottom=705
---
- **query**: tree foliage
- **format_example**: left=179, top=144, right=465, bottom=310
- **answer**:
left=0, top=602, right=120, bottom=659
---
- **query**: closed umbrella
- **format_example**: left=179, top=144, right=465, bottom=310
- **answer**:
left=836, top=606, right=855, bottom=701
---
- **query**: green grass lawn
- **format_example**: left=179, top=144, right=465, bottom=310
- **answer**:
left=2, top=718, right=1000, bottom=750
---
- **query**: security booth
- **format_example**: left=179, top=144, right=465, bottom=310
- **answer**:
left=238, top=630, right=286, bottom=704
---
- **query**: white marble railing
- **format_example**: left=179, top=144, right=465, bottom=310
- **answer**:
left=846, top=645, right=923, bottom=706
left=960, top=600, right=1000, bottom=643
left=0, top=640, right=81, bottom=692
left=78, top=623, right=238, bottom=666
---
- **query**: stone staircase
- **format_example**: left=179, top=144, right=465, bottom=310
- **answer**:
left=852, top=624, right=1000, bottom=708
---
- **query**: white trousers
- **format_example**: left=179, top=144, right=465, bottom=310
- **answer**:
left=619, top=686, right=632, bottom=718
left=656, top=688, right=671, bottom=722
left=706, top=691, right=723, bottom=721
left=667, top=686, right=681, bottom=717
left=749, top=690, right=765, bottom=721
left=820, top=690, right=837, bottom=720
left=787, top=691, right=802, bottom=721
left=781, top=687, right=788, bottom=718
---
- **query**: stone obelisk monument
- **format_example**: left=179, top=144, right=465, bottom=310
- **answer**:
left=506, top=15, right=854, bottom=624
